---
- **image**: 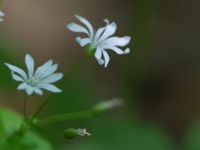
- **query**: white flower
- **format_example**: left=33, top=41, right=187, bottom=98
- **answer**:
left=77, top=128, right=91, bottom=136
left=67, top=15, right=131, bottom=68
left=0, top=11, right=5, bottom=22
left=5, top=54, right=63, bottom=96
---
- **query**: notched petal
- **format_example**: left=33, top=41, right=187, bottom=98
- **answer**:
left=75, top=15, right=94, bottom=38
left=5, top=63, right=27, bottom=80
left=41, top=73, right=63, bottom=84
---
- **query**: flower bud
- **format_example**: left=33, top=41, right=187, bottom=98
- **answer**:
left=92, top=98, right=124, bottom=115
left=64, top=128, right=91, bottom=139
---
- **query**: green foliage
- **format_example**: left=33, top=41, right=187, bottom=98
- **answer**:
left=0, top=108, right=53, bottom=150
left=183, top=121, right=200, bottom=150
left=66, top=120, right=174, bottom=150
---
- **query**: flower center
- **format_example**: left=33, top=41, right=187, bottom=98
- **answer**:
left=28, top=75, right=39, bottom=87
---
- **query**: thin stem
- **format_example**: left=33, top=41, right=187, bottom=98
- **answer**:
left=31, top=95, right=53, bottom=120
left=23, top=94, right=28, bottom=118
left=39, top=110, right=93, bottom=125
left=31, top=57, right=89, bottom=120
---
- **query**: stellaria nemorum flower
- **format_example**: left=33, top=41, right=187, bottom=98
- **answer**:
left=67, top=15, right=131, bottom=68
left=5, top=54, right=63, bottom=96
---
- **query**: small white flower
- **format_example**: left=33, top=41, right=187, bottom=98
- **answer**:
left=67, top=15, right=131, bottom=68
left=5, top=54, right=63, bottom=96
left=77, top=128, right=91, bottom=136
left=0, top=11, right=5, bottom=22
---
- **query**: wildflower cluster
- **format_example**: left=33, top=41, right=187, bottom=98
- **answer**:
left=0, top=9, right=132, bottom=144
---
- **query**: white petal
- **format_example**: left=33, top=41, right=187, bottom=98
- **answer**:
left=25, top=54, right=34, bottom=76
left=105, top=46, right=130, bottom=55
left=41, top=73, right=63, bottom=84
left=38, top=83, right=62, bottom=93
left=102, top=50, right=110, bottom=68
left=34, top=87, right=43, bottom=96
left=5, top=63, right=27, bottom=80
left=34, top=60, right=53, bottom=77
left=67, top=23, right=89, bottom=35
left=95, top=48, right=104, bottom=65
left=93, top=19, right=111, bottom=43
left=39, top=64, right=58, bottom=79
left=124, top=48, right=130, bottom=54
left=100, top=36, right=131, bottom=48
left=97, top=22, right=117, bottom=43
left=103, top=19, right=110, bottom=24
left=0, top=11, right=5, bottom=17
left=17, top=83, right=28, bottom=90
left=94, top=27, right=106, bottom=44
left=26, top=86, right=34, bottom=95
left=75, top=15, right=94, bottom=39
left=11, top=72, right=25, bottom=81
left=76, top=37, right=91, bottom=47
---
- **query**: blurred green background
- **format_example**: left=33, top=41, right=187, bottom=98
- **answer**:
left=0, top=0, right=200, bottom=149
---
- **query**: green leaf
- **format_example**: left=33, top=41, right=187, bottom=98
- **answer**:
left=0, top=108, right=53, bottom=150
left=0, top=108, right=23, bottom=137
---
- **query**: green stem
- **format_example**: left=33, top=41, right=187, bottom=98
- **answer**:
left=23, top=94, right=28, bottom=118
left=31, top=95, right=53, bottom=120
left=39, top=110, right=93, bottom=125
left=31, top=57, right=89, bottom=120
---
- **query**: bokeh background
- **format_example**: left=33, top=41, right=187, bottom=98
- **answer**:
left=0, top=0, right=200, bottom=149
